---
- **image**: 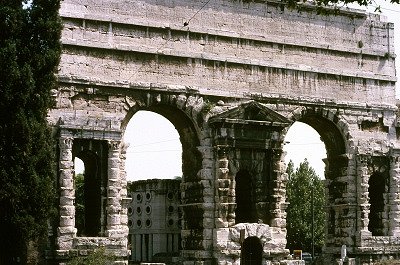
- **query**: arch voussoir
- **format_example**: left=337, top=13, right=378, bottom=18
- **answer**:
left=49, top=0, right=397, bottom=264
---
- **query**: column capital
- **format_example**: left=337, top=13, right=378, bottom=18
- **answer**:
left=59, top=137, right=73, bottom=149
left=120, top=141, right=130, bottom=154
left=214, top=145, right=230, bottom=158
left=391, top=155, right=400, bottom=164
left=108, top=140, right=121, bottom=152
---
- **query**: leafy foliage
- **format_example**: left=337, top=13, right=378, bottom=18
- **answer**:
left=377, top=260, right=400, bottom=265
left=0, top=0, right=61, bottom=263
left=286, top=160, right=326, bottom=254
left=75, top=173, right=85, bottom=235
left=67, top=247, right=116, bottom=265
left=282, top=0, right=398, bottom=15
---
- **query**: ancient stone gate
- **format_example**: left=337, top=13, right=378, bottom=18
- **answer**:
left=48, top=0, right=398, bottom=264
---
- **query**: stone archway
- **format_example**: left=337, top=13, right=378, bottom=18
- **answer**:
left=72, top=139, right=108, bottom=237
left=286, top=108, right=350, bottom=249
left=241, top=237, right=263, bottom=265
left=122, top=101, right=208, bottom=259
left=50, top=0, right=398, bottom=263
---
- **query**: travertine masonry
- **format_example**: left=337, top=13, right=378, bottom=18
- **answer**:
left=48, top=0, right=397, bottom=264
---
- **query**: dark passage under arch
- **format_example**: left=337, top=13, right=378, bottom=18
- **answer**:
left=73, top=139, right=108, bottom=237
left=241, top=236, right=263, bottom=265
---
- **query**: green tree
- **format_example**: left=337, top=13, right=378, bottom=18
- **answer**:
left=75, top=173, right=85, bottom=236
left=286, top=160, right=326, bottom=254
left=283, top=0, right=398, bottom=14
left=0, top=1, right=61, bottom=264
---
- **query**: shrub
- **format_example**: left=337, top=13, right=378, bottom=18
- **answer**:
left=67, top=247, right=116, bottom=265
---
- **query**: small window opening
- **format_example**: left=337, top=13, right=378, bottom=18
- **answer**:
left=74, top=157, right=85, bottom=236
left=235, top=170, right=257, bottom=223
left=368, top=172, right=386, bottom=236
left=145, top=219, right=152, bottom=227
left=328, top=209, right=335, bottom=235
left=73, top=139, right=107, bottom=237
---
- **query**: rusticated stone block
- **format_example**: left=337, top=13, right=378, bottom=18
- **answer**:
left=60, top=216, right=75, bottom=227
left=59, top=196, right=74, bottom=206
left=57, top=235, right=74, bottom=250
left=51, top=0, right=399, bottom=264
left=59, top=205, right=75, bottom=216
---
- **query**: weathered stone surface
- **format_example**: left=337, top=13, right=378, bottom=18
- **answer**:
left=48, top=0, right=399, bottom=264
left=57, top=235, right=74, bottom=250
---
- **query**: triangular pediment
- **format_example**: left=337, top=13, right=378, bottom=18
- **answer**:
left=209, top=101, right=290, bottom=126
